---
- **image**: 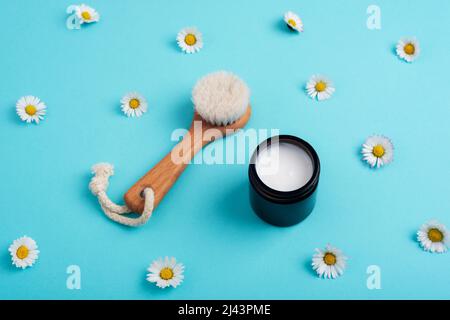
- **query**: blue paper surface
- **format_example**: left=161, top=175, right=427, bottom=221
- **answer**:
left=1, top=0, right=449, bottom=299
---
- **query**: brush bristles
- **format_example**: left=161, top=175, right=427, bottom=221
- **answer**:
left=192, top=71, right=250, bottom=126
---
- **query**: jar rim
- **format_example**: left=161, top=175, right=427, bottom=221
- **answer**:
left=248, top=135, right=320, bottom=204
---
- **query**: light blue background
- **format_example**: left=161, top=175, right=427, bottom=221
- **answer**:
left=1, top=0, right=449, bottom=299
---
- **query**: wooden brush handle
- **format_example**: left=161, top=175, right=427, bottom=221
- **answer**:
left=123, top=121, right=211, bottom=214
left=124, top=106, right=251, bottom=214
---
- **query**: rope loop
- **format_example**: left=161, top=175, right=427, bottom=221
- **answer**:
left=89, top=163, right=154, bottom=227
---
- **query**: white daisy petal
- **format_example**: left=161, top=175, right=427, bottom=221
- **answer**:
left=311, top=244, right=347, bottom=279
left=361, top=135, right=393, bottom=169
left=177, top=27, right=203, bottom=54
left=417, top=220, right=448, bottom=253
left=283, top=11, right=303, bottom=32
left=305, top=75, right=334, bottom=101
left=8, top=236, right=39, bottom=269
left=120, top=92, right=148, bottom=118
left=146, top=257, right=184, bottom=289
left=75, top=4, right=100, bottom=24
left=16, top=95, right=47, bottom=124
left=396, top=37, right=420, bottom=63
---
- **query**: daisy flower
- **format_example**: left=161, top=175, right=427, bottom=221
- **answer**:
left=16, top=95, right=46, bottom=124
left=312, top=244, right=347, bottom=279
left=361, top=135, right=394, bottom=168
left=177, top=27, right=203, bottom=54
left=75, top=4, right=100, bottom=24
left=396, top=37, right=420, bottom=63
left=147, top=257, right=184, bottom=289
left=417, top=220, right=448, bottom=253
left=9, top=236, right=40, bottom=269
left=306, top=75, right=335, bottom=101
left=284, top=11, right=303, bottom=32
left=120, top=92, right=148, bottom=117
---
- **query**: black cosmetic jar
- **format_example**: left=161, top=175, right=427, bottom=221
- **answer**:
left=248, top=135, right=320, bottom=227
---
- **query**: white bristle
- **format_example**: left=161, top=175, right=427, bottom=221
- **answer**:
left=192, top=71, right=250, bottom=126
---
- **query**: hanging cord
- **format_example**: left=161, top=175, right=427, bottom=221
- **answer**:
left=89, top=163, right=154, bottom=227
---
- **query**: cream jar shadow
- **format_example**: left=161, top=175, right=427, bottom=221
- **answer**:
left=248, top=135, right=320, bottom=227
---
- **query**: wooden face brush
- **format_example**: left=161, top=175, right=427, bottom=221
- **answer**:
left=124, top=71, right=251, bottom=214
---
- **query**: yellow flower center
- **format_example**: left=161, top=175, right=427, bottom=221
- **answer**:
left=288, top=19, right=296, bottom=27
left=323, top=252, right=337, bottom=266
left=428, top=228, right=444, bottom=243
left=25, top=105, right=37, bottom=116
left=404, top=43, right=415, bottom=55
left=81, top=11, right=91, bottom=20
left=16, top=245, right=29, bottom=259
left=372, top=145, right=385, bottom=158
left=184, top=34, right=197, bottom=46
left=129, top=99, right=140, bottom=109
left=160, top=267, right=174, bottom=280
left=315, top=81, right=327, bottom=92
